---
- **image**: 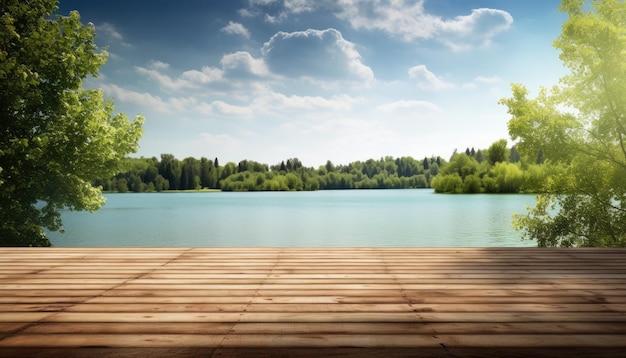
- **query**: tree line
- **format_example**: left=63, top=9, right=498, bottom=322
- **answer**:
left=95, top=138, right=553, bottom=194
left=94, top=155, right=444, bottom=192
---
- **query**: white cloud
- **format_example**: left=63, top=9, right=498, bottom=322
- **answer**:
left=242, top=0, right=513, bottom=50
left=100, top=84, right=172, bottom=113
left=148, top=60, right=170, bottom=70
left=195, top=101, right=253, bottom=117
left=138, top=56, right=266, bottom=91
left=261, top=28, right=373, bottom=84
left=264, top=12, right=288, bottom=23
left=252, top=92, right=358, bottom=113
left=135, top=65, right=189, bottom=91
left=284, top=0, right=315, bottom=13
left=437, top=8, right=514, bottom=51
left=408, top=65, right=455, bottom=90
left=335, top=1, right=513, bottom=50
left=474, top=75, right=501, bottom=83
left=181, top=66, right=224, bottom=84
left=335, top=0, right=435, bottom=41
left=220, top=51, right=269, bottom=77
left=220, top=21, right=251, bottom=39
left=462, top=75, right=502, bottom=89
left=96, top=22, right=132, bottom=47
left=377, top=100, right=439, bottom=113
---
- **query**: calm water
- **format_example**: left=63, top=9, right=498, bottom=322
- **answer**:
left=48, top=189, right=537, bottom=247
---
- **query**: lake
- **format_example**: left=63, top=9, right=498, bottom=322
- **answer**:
left=48, top=189, right=537, bottom=247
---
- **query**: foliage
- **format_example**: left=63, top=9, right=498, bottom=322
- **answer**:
left=487, top=139, right=508, bottom=165
left=0, top=1, right=144, bottom=246
left=431, top=140, right=550, bottom=194
left=500, top=0, right=626, bottom=247
left=98, top=155, right=442, bottom=192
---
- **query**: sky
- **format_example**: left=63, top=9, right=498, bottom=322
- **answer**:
left=56, top=0, right=568, bottom=168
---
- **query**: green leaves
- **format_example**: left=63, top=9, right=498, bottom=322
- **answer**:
left=431, top=140, right=542, bottom=194
left=501, top=0, right=626, bottom=247
left=0, top=0, right=144, bottom=246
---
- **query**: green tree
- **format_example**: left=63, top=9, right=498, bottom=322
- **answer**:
left=491, top=162, right=524, bottom=193
left=0, top=1, right=144, bottom=246
left=487, top=139, right=508, bottom=165
left=199, top=157, right=213, bottom=189
left=500, top=0, right=626, bottom=247
left=159, top=154, right=181, bottom=190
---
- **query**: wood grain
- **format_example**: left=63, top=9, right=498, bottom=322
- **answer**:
left=0, top=247, right=625, bottom=357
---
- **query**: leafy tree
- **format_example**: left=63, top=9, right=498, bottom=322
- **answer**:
left=491, top=162, right=524, bottom=193
left=199, top=157, right=212, bottom=188
left=500, top=0, right=626, bottom=247
left=441, top=153, right=479, bottom=177
left=432, top=140, right=539, bottom=194
left=431, top=174, right=463, bottom=193
left=221, top=162, right=237, bottom=180
left=0, top=1, right=143, bottom=246
left=487, top=139, right=508, bottom=165
left=159, top=154, right=181, bottom=190
left=154, top=175, right=169, bottom=192
left=463, top=174, right=482, bottom=193
left=116, top=178, right=129, bottom=193
left=180, top=157, right=200, bottom=190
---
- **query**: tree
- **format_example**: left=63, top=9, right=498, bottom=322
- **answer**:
left=499, top=0, right=626, bottom=247
left=487, top=139, right=508, bottom=165
left=0, top=1, right=144, bottom=246
left=159, top=154, right=181, bottom=190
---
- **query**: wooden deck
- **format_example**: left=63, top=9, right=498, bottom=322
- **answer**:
left=0, top=247, right=625, bottom=357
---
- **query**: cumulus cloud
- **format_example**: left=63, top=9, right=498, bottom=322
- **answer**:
left=261, top=28, right=373, bottom=83
left=242, top=0, right=512, bottom=50
left=408, top=65, right=455, bottom=90
left=437, top=8, right=514, bottom=50
left=220, top=51, right=269, bottom=77
left=220, top=21, right=251, bottom=39
left=336, top=1, right=512, bottom=50
left=180, top=66, right=224, bottom=85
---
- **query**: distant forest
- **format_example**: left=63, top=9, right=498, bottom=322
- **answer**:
left=95, top=139, right=550, bottom=194
left=95, top=154, right=442, bottom=192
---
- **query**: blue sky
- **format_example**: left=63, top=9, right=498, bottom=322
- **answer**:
left=57, top=0, right=568, bottom=167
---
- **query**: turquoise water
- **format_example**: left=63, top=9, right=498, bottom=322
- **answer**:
left=48, top=189, right=537, bottom=247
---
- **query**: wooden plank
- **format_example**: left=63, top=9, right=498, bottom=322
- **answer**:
left=0, top=247, right=624, bottom=356
left=0, top=334, right=226, bottom=347
left=37, top=311, right=626, bottom=323
left=4, top=333, right=625, bottom=349
left=15, top=321, right=626, bottom=335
